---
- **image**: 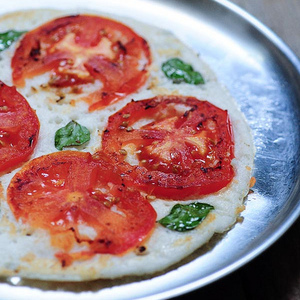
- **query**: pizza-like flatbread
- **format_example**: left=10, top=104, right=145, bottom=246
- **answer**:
left=0, top=9, right=254, bottom=280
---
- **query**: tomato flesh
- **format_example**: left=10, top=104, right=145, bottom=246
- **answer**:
left=0, top=81, right=39, bottom=173
left=7, top=151, right=157, bottom=264
left=102, top=96, right=235, bottom=199
left=11, top=15, right=151, bottom=111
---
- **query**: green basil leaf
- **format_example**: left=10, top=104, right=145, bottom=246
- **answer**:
left=158, top=202, right=214, bottom=232
left=55, top=121, right=90, bottom=151
left=0, top=30, right=27, bottom=52
left=162, top=58, right=205, bottom=85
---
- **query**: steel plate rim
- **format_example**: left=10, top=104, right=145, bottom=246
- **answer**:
left=149, top=1, right=300, bottom=297
left=216, top=0, right=300, bottom=66
left=150, top=0, right=300, bottom=298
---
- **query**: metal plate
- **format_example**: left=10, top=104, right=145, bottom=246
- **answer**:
left=1, top=0, right=300, bottom=299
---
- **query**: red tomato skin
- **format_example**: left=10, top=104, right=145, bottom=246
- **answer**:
left=102, top=95, right=235, bottom=199
left=0, top=81, right=39, bottom=173
left=7, top=151, right=156, bottom=258
left=11, top=15, right=151, bottom=111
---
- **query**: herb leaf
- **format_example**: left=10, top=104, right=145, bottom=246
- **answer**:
left=162, top=58, right=205, bottom=85
left=158, top=202, right=214, bottom=232
left=0, top=30, right=26, bottom=52
left=55, top=121, right=90, bottom=151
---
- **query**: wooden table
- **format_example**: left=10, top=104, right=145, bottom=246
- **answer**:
left=176, top=1, right=300, bottom=299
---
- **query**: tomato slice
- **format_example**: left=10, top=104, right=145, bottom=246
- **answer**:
left=11, top=14, right=151, bottom=111
left=102, top=96, right=235, bottom=199
left=7, top=151, right=157, bottom=265
left=0, top=81, right=39, bottom=173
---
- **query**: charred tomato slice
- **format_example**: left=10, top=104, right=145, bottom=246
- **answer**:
left=0, top=81, right=39, bottom=173
left=7, top=151, right=157, bottom=265
left=102, top=95, right=235, bottom=199
left=11, top=14, right=151, bottom=111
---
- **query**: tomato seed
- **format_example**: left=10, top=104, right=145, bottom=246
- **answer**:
left=119, top=149, right=127, bottom=156
left=122, top=113, right=130, bottom=119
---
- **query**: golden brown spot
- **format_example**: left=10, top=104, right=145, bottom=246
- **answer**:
left=146, top=195, right=156, bottom=201
left=119, top=149, right=128, bottom=156
left=98, top=253, right=110, bottom=267
left=67, top=191, right=84, bottom=203
left=51, top=231, right=75, bottom=252
left=40, top=83, right=49, bottom=89
left=237, top=216, right=244, bottom=223
left=172, top=235, right=192, bottom=247
left=249, top=177, right=256, bottom=188
left=122, top=113, right=130, bottom=119
left=236, top=205, right=245, bottom=215
left=21, top=253, right=36, bottom=263
left=30, top=86, right=37, bottom=93
left=146, top=76, right=159, bottom=90
left=22, top=226, right=34, bottom=237
left=149, top=65, right=159, bottom=72
left=55, top=92, right=66, bottom=103
left=157, top=48, right=181, bottom=57
left=0, top=215, right=17, bottom=235
left=52, top=178, right=65, bottom=187
left=150, top=86, right=170, bottom=95
left=201, top=212, right=216, bottom=226
left=70, top=99, right=76, bottom=106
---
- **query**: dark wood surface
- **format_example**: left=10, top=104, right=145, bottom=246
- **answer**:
left=175, top=1, right=300, bottom=299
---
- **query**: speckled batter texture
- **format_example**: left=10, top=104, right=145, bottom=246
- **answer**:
left=0, top=9, right=254, bottom=280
